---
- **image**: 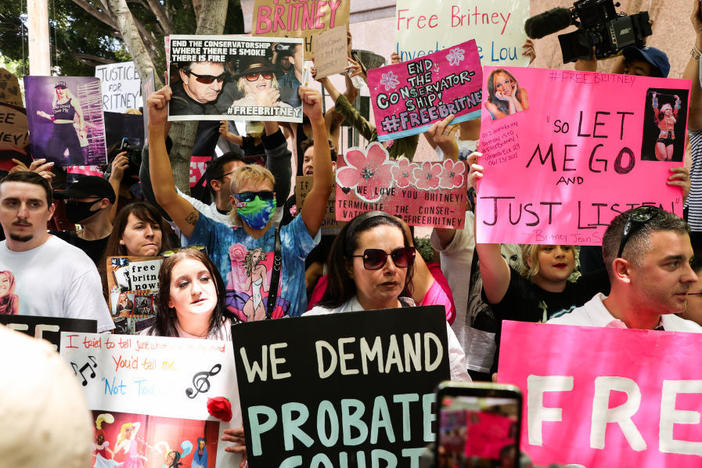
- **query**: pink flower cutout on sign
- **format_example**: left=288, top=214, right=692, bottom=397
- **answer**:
left=438, top=159, right=466, bottom=189
left=379, top=71, right=400, bottom=91
left=337, top=142, right=394, bottom=203
left=391, top=157, right=418, bottom=188
left=412, top=161, right=442, bottom=190
left=446, top=47, right=465, bottom=66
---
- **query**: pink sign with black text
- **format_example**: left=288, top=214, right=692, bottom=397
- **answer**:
left=367, top=39, right=483, bottom=142
left=476, top=67, right=690, bottom=246
left=498, top=321, right=702, bottom=467
left=335, top=142, right=467, bottom=228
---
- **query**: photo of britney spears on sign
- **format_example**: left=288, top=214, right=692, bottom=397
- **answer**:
left=168, top=34, right=303, bottom=123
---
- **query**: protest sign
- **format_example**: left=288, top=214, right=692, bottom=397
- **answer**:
left=168, top=34, right=303, bottom=123
left=395, top=0, right=530, bottom=67
left=312, top=25, right=347, bottom=79
left=23, top=76, right=107, bottom=166
left=141, top=68, right=155, bottom=138
left=232, top=305, right=450, bottom=467
left=296, top=176, right=343, bottom=234
left=251, top=0, right=350, bottom=59
left=104, top=111, right=144, bottom=149
left=0, top=68, right=23, bottom=107
left=498, top=320, right=702, bottom=467
left=107, top=256, right=163, bottom=334
left=60, top=332, right=242, bottom=467
left=476, top=67, right=691, bottom=245
left=368, top=40, right=482, bottom=142
left=0, top=315, right=96, bottom=350
left=95, top=61, right=142, bottom=112
left=0, top=69, right=28, bottom=155
left=0, top=102, right=29, bottom=153
left=335, top=142, right=468, bottom=228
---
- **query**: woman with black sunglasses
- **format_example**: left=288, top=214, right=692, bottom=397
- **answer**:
left=306, top=211, right=470, bottom=380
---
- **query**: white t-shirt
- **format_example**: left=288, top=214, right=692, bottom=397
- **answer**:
left=0, top=236, right=114, bottom=332
left=547, top=293, right=702, bottom=332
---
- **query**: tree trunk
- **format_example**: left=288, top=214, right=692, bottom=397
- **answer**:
left=106, top=0, right=162, bottom=88
left=166, top=0, right=229, bottom=193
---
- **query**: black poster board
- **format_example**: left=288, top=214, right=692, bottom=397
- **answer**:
left=0, top=315, right=97, bottom=350
left=232, top=305, right=450, bottom=467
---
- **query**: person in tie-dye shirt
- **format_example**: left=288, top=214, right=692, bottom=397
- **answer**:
left=146, top=85, right=333, bottom=319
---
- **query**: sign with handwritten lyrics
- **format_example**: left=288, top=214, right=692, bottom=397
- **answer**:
left=60, top=332, right=243, bottom=467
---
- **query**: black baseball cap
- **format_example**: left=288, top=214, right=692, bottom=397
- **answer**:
left=55, top=176, right=116, bottom=203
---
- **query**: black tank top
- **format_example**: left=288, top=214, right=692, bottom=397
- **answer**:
left=53, top=99, right=75, bottom=120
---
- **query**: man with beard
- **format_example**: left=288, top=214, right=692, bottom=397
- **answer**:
left=0, top=171, right=113, bottom=331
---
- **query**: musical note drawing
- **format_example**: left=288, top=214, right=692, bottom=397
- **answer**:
left=70, top=355, right=98, bottom=386
left=185, top=364, right=222, bottom=399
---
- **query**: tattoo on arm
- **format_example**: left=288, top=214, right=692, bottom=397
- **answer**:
left=185, top=210, right=198, bottom=225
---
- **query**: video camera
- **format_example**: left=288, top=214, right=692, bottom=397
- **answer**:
left=525, top=0, right=652, bottom=63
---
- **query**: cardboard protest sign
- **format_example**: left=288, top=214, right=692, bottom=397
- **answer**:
left=107, top=256, right=163, bottom=334
left=0, top=69, right=29, bottom=156
left=0, top=102, right=29, bottom=154
left=0, top=68, right=23, bottom=107
left=60, top=332, right=242, bottom=467
left=95, top=61, right=142, bottom=112
left=0, top=315, right=96, bottom=350
left=23, top=76, right=107, bottom=166
left=232, top=306, right=450, bottom=467
left=395, top=0, right=530, bottom=67
left=335, top=142, right=468, bottom=228
left=141, top=68, right=155, bottom=138
left=368, top=40, right=482, bottom=141
left=168, top=35, right=303, bottom=123
left=251, top=0, right=350, bottom=59
left=476, top=67, right=690, bottom=245
left=498, top=320, right=702, bottom=467
left=312, top=25, right=347, bottom=79
left=296, top=176, right=343, bottom=234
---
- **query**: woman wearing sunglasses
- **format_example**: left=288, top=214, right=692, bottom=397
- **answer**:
left=232, top=57, right=293, bottom=110
left=306, top=211, right=470, bottom=380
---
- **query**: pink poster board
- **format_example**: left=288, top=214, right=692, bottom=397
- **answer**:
left=476, top=67, right=690, bottom=245
left=335, top=142, right=467, bottom=228
left=498, top=320, right=702, bottom=467
left=367, top=40, right=483, bottom=142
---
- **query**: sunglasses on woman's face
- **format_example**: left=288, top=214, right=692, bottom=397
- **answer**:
left=233, top=191, right=274, bottom=203
left=245, top=72, right=273, bottom=82
left=187, top=71, right=227, bottom=84
left=351, top=247, right=416, bottom=270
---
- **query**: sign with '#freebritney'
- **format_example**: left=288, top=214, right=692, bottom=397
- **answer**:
left=498, top=321, right=702, bottom=467
left=395, top=0, right=530, bottom=67
left=368, top=39, right=482, bottom=142
left=476, top=67, right=691, bottom=245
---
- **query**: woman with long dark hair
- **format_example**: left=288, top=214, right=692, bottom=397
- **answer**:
left=306, top=211, right=470, bottom=380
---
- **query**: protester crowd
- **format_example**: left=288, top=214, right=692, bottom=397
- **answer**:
left=5, top=2, right=702, bottom=467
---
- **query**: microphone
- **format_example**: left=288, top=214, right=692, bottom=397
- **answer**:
left=525, top=8, right=573, bottom=39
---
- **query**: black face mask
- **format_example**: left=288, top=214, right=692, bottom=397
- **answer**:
left=65, top=200, right=99, bottom=224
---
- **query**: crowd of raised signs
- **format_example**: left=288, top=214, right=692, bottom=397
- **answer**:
left=5, top=2, right=702, bottom=467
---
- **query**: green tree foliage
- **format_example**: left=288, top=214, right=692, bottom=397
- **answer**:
left=0, top=0, right=243, bottom=76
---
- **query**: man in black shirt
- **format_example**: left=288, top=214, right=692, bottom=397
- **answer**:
left=54, top=176, right=115, bottom=265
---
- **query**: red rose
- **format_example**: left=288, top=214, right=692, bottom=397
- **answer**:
left=207, top=397, right=232, bottom=422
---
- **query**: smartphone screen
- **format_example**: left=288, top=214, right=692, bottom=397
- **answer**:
left=437, top=386, right=521, bottom=468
